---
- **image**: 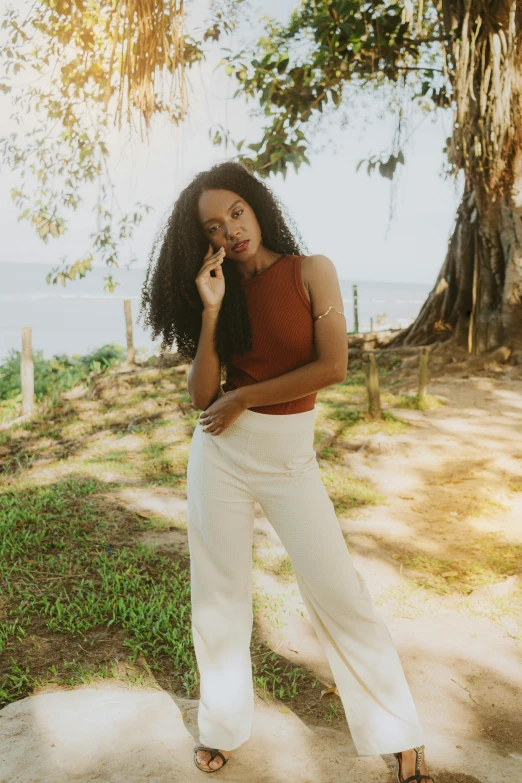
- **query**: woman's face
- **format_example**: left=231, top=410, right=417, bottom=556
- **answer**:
left=197, top=188, right=262, bottom=260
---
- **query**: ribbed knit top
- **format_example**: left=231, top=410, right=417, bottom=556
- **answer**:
left=222, top=253, right=318, bottom=414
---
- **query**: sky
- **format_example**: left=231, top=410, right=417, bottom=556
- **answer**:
left=0, top=0, right=462, bottom=288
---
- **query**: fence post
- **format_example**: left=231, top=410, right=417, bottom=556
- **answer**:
left=21, top=326, right=34, bottom=416
left=124, top=300, right=136, bottom=365
left=468, top=236, right=479, bottom=355
left=362, top=351, right=382, bottom=418
left=353, top=284, right=359, bottom=334
left=418, top=346, right=429, bottom=400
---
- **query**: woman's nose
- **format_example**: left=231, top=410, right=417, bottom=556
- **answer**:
left=226, top=225, right=239, bottom=240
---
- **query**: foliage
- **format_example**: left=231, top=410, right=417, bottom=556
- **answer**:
left=0, top=1, right=244, bottom=289
left=217, top=0, right=522, bottom=198
left=0, top=343, right=125, bottom=406
left=217, top=0, right=447, bottom=178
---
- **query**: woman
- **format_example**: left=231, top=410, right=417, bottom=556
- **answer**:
left=140, top=160, right=434, bottom=783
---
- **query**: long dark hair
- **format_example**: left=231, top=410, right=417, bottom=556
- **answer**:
left=139, top=160, right=308, bottom=367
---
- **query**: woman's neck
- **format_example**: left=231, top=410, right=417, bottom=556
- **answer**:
left=234, top=245, right=284, bottom=281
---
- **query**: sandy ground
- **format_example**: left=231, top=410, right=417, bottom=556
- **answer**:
left=2, top=373, right=522, bottom=782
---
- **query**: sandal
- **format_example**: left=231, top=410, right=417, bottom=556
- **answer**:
left=193, top=744, right=230, bottom=773
left=394, top=745, right=435, bottom=783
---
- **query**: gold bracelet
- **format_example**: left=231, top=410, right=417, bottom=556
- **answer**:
left=313, top=305, right=346, bottom=322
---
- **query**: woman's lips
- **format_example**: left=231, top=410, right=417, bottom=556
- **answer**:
left=232, top=240, right=249, bottom=252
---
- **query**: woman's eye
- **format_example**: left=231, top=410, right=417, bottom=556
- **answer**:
left=209, top=225, right=218, bottom=233
left=233, top=210, right=243, bottom=218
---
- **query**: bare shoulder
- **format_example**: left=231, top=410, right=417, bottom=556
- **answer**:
left=301, top=254, right=339, bottom=289
left=300, top=254, right=344, bottom=321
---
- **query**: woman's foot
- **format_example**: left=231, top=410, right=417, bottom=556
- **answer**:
left=195, top=748, right=232, bottom=771
left=396, top=746, right=433, bottom=782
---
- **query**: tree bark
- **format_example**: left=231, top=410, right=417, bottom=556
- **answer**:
left=392, top=166, right=522, bottom=351
left=392, top=1, right=522, bottom=352
left=500, top=152, right=522, bottom=345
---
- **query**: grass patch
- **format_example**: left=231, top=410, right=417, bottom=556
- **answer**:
left=323, top=412, right=409, bottom=446
left=508, top=477, right=522, bottom=493
left=0, top=475, right=326, bottom=711
left=252, top=648, right=314, bottom=702
left=349, top=411, right=409, bottom=437
left=376, top=579, right=440, bottom=619
left=393, top=539, right=522, bottom=595
left=0, top=396, right=22, bottom=426
left=250, top=637, right=321, bottom=705
left=389, top=393, right=444, bottom=411
left=88, top=450, right=131, bottom=464
left=0, top=476, right=197, bottom=705
left=253, top=550, right=295, bottom=582
left=141, top=443, right=190, bottom=488
left=0, top=345, right=126, bottom=425
left=323, top=699, right=342, bottom=722
left=319, top=464, right=385, bottom=514
left=327, top=407, right=364, bottom=425
left=252, top=588, right=291, bottom=631
left=466, top=496, right=506, bottom=518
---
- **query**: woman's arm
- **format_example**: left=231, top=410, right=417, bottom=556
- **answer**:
left=235, top=254, right=348, bottom=409
left=187, top=308, right=223, bottom=410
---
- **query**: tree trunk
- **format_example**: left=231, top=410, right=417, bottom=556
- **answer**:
left=392, top=164, right=522, bottom=351
left=500, top=152, right=522, bottom=345
left=393, top=1, right=522, bottom=352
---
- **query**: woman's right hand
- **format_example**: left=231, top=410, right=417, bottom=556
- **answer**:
left=195, top=244, right=226, bottom=311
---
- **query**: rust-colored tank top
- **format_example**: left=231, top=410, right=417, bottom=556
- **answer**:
left=221, top=253, right=318, bottom=414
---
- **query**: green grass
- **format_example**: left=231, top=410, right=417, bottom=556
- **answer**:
left=389, top=393, right=444, bottom=411
left=88, top=450, right=131, bottom=465
left=323, top=699, right=342, bottom=722
left=346, top=411, right=410, bottom=438
left=253, top=550, right=295, bottom=582
left=319, top=465, right=385, bottom=514
left=391, top=540, right=522, bottom=595
left=251, top=647, right=316, bottom=703
left=0, top=476, right=197, bottom=705
left=0, top=344, right=126, bottom=425
left=0, top=474, right=328, bottom=710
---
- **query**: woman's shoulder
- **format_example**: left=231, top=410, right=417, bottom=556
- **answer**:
left=300, top=253, right=336, bottom=285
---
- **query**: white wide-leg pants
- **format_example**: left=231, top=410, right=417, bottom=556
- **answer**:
left=186, top=405, right=424, bottom=756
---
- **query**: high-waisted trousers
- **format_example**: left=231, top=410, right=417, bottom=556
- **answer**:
left=186, top=404, right=424, bottom=756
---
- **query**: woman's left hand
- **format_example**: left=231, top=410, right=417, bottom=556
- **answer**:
left=198, top=389, right=246, bottom=435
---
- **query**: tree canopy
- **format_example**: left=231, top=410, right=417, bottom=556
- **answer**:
left=0, top=0, right=241, bottom=289
left=221, top=1, right=520, bottom=192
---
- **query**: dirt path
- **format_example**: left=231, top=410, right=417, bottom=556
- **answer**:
left=2, top=371, right=521, bottom=782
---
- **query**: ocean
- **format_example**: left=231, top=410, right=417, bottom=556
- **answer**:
left=0, top=262, right=432, bottom=361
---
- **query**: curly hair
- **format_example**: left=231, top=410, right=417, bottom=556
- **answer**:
left=139, top=160, right=308, bottom=368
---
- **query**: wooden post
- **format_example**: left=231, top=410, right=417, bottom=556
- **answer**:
left=468, top=234, right=479, bottom=355
left=21, top=326, right=34, bottom=416
left=418, top=346, right=429, bottom=400
left=353, top=284, right=359, bottom=334
left=362, top=351, right=382, bottom=418
left=370, top=317, right=374, bottom=333
left=124, top=299, right=136, bottom=365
